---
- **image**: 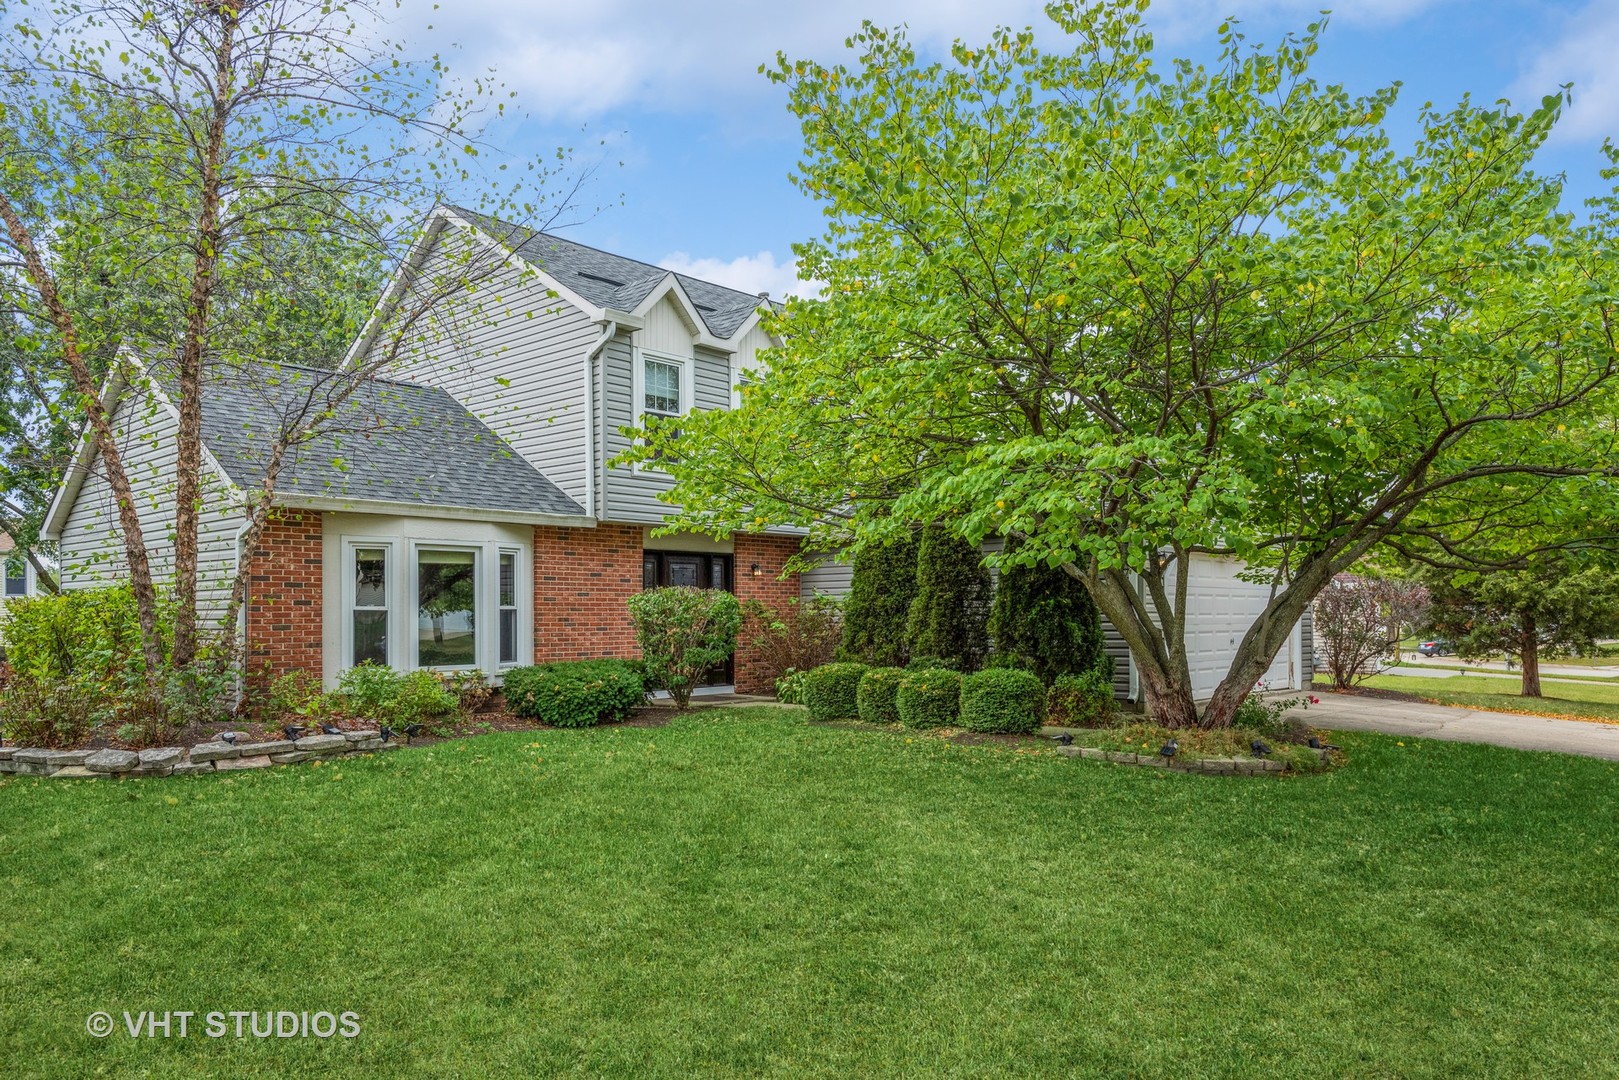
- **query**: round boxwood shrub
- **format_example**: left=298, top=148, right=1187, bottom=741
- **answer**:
left=802, top=662, right=869, bottom=721
left=959, top=668, right=1047, bottom=734
left=895, top=668, right=962, bottom=729
left=502, top=659, right=647, bottom=728
left=855, top=666, right=906, bottom=725
left=1046, top=663, right=1118, bottom=728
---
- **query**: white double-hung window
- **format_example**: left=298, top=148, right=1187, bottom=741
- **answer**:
left=340, top=532, right=528, bottom=678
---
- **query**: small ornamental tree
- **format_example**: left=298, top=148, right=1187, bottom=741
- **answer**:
left=988, top=537, right=1106, bottom=684
left=627, top=587, right=742, bottom=710
left=839, top=531, right=920, bottom=665
left=906, top=526, right=991, bottom=671
left=1312, top=574, right=1431, bottom=689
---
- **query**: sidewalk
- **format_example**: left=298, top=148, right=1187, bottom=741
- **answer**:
left=1397, top=653, right=1619, bottom=680
left=1302, top=692, right=1619, bottom=762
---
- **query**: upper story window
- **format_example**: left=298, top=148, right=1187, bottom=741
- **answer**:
left=644, top=357, right=684, bottom=418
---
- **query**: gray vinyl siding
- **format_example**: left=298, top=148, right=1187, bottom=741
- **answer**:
left=58, top=386, right=244, bottom=625
left=601, top=337, right=734, bottom=523
left=799, top=556, right=854, bottom=600
left=373, top=255, right=596, bottom=509
left=1300, top=606, right=1314, bottom=682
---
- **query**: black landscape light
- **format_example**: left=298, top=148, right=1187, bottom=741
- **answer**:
left=283, top=724, right=304, bottom=741
left=1308, top=736, right=1322, bottom=750
left=219, top=731, right=238, bottom=745
left=403, top=723, right=422, bottom=739
left=1251, top=739, right=1273, bottom=756
left=1159, top=738, right=1178, bottom=759
left=320, top=723, right=341, bottom=735
left=1053, top=732, right=1073, bottom=746
left=380, top=726, right=395, bottom=742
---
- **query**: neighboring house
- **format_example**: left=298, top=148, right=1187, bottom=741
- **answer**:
left=41, top=205, right=1311, bottom=701
left=1, top=532, right=39, bottom=603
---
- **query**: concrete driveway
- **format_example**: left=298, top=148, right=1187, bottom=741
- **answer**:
left=1302, top=692, right=1619, bottom=762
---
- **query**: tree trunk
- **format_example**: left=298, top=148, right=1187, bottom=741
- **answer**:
left=1519, top=614, right=1541, bottom=698
left=170, top=5, right=240, bottom=670
left=0, top=196, right=165, bottom=675
left=1139, top=666, right=1200, bottom=728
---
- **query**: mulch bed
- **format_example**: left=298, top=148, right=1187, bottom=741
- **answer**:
left=64, top=697, right=681, bottom=755
left=1324, top=686, right=1425, bottom=704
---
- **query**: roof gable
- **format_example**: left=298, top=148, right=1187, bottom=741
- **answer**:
left=446, top=206, right=771, bottom=341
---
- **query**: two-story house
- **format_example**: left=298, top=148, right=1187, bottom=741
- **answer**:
left=41, top=206, right=1314, bottom=701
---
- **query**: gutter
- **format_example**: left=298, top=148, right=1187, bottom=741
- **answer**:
left=585, top=319, right=619, bottom=521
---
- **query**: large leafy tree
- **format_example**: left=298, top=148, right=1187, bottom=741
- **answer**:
left=0, top=0, right=581, bottom=676
left=629, top=0, right=1619, bottom=728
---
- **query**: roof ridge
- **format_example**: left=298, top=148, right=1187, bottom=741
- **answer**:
left=443, top=204, right=770, bottom=310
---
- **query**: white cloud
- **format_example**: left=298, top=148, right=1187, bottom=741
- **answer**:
left=396, top=0, right=1443, bottom=122
left=1508, top=1, right=1619, bottom=144
left=658, top=248, right=820, bottom=301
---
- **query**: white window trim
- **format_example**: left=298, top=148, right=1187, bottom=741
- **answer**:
left=410, top=540, right=485, bottom=673
left=631, top=346, right=695, bottom=474
left=342, top=538, right=399, bottom=671
left=338, top=533, right=531, bottom=681
left=497, top=545, right=525, bottom=669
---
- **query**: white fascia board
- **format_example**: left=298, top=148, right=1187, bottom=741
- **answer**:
left=630, top=275, right=760, bottom=354
left=273, top=493, right=597, bottom=529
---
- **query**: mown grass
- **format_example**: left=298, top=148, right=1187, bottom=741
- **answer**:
left=1363, top=672, right=1619, bottom=724
left=2, top=706, right=1617, bottom=1078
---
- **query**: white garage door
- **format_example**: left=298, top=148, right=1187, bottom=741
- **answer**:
left=1181, top=556, right=1298, bottom=699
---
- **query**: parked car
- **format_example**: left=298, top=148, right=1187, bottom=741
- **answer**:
left=1416, top=640, right=1453, bottom=657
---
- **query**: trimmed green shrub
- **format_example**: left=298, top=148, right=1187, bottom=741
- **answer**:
left=803, top=662, right=868, bottom=721
left=839, top=532, right=920, bottom=666
left=502, top=659, right=647, bottom=728
left=959, top=668, right=1047, bottom=734
left=1047, top=663, right=1118, bottom=727
left=627, top=586, right=741, bottom=709
left=335, top=663, right=458, bottom=725
left=895, top=668, right=962, bottom=729
left=906, top=526, right=990, bottom=671
left=987, top=537, right=1106, bottom=684
left=856, top=666, right=906, bottom=725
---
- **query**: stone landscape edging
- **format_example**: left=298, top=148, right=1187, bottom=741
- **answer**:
left=1056, top=744, right=1330, bottom=775
left=0, top=730, right=402, bottom=779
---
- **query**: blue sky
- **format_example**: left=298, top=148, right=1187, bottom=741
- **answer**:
left=398, top=1, right=1619, bottom=298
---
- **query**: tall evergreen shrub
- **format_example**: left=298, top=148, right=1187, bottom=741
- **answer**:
left=838, top=531, right=920, bottom=666
left=988, top=537, right=1107, bottom=684
left=905, top=525, right=991, bottom=671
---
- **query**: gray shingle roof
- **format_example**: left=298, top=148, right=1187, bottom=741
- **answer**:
left=448, top=206, right=771, bottom=339
left=157, top=361, right=585, bottom=518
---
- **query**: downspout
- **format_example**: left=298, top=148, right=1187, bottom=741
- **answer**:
left=585, top=320, right=618, bottom=520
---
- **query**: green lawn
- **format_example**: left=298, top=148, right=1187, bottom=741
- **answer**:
left=1363, top=672, right=1619, bottom=723
left=3, top=706, right=1617, bottom=1078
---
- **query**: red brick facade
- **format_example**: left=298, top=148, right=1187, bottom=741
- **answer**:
left=733, top=533, right=803, bottom=694
left=531, top=522, right=644, bottom=663
left=242, top=513, right=800, bottom=696
left=244, top=509, right=324, bottom=687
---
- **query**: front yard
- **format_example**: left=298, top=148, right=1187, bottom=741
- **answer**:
left=2, top=705, right=1616, bottom=1077
left=1362, top=671, right=1619, bottom=724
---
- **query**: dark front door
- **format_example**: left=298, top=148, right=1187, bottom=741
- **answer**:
left=642, top=551, right=735, bottom=685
